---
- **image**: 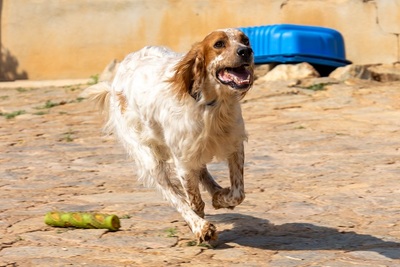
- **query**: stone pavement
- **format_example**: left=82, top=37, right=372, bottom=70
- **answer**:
left=0, top=78, right=399, bottom=266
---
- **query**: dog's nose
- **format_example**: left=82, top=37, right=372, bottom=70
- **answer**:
left=237, top=47, right=253, bottom=60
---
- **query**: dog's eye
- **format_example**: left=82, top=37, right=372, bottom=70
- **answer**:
left=214, top=40, right=225, bottom=49
left=242, top=37, right=250, bottom=46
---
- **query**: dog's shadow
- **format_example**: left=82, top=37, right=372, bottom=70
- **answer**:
left=208, top=213, right=400, bottom=259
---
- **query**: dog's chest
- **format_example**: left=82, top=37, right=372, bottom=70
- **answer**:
left=203, top=114, right=244, bottom=160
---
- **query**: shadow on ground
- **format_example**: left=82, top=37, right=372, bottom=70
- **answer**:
left=209, top=213, right=400, bottom=259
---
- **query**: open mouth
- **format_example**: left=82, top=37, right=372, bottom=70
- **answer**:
left=217, top=64, right=253, bottom=89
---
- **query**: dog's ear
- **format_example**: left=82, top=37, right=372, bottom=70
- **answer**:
left=170, top=43, right=205, bottom=100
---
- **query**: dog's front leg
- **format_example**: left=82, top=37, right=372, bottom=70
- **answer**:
left=212, top=142, right=245, bottom=209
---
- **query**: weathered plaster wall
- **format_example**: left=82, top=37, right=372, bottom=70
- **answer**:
left=1, top=0, right=399, bottom=80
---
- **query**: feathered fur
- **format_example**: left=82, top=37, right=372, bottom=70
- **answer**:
left=83, top=28, right=254, bottom=243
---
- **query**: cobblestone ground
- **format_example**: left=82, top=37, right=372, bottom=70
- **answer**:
left=1, top=78, right=399, bottom=266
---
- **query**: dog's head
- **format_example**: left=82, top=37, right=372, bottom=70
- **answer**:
left=171, top=28, right=254, bottom=103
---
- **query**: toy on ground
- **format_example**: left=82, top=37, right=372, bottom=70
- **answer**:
left=44, top=211, right=121, bottom=231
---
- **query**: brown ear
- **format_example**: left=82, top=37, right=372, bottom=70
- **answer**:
left=170, top=43, right=205, bottom=100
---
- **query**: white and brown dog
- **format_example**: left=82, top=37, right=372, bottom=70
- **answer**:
left=83, top=28, right=254, bottom=243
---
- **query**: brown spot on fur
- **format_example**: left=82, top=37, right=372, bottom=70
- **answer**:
left=168, top=42, right=205, bottom=100
left=116, top=92, right=127, bottom=114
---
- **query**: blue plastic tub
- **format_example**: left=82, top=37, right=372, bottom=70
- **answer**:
left=240, top=24, right=351, bottom=69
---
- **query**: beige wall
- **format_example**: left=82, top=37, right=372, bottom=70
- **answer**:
left=1, top=0, right=400, bottom=80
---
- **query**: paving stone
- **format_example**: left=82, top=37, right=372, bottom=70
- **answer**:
left=74, top=192, right=164, bottom=204
left=20, top=229, right=108, bottom=244
left=88, top=235, right=178, bottom=249
left=0, top=246, right=91, bottom=260
left=210, top=247, right=245, bottom=260
left=29, top=258, right=120, bottom=267
left=347, top=249, right=400, bottom=263
left=6, top=217, right=46, bottom=235
left=1, top=80, right=400, bottom=265
left=269, top=251, right=337, bottom=267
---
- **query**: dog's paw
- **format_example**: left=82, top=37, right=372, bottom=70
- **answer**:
left=196, top=222, right=218, bottom=244
left=212, top=187, right=244, bottom=209
left=212, top=188, right=231, bottom=209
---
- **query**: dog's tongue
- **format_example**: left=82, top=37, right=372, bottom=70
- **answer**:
left=219, top=66, right=252, bottom=87
left=227, top=66, right=251, bottom=81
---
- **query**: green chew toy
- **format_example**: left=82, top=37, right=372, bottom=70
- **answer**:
left=44, top=211, right=121, bottom=231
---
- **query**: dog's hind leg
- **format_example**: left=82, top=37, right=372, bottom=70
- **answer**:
left=133, top=147, right=217, bottom=243
left=199, top=167, right=222, bottom=197
left=155, top=164, right=217, bottom=243
left=175, top=167, right=209, bottom=219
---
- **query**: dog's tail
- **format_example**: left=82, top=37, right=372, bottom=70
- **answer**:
left=80, top=82, right=111, bottom=114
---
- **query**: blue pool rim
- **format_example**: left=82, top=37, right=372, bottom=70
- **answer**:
left=239, top=24, right=352, bottom=67
left=254, top=54, right=352, bottom=67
